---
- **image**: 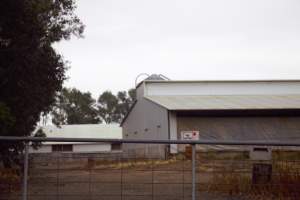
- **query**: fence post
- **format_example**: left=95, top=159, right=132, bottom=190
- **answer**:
left=192, top=144, right=196, bottom=200
left=22, top=142, right=29, bottom=200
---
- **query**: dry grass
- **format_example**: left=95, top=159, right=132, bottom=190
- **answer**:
left=0, top=168, right=20, bottom=192
left=2, top=150, right=300, bottom=200
left=198, top=150, right=249, bottom=161
left=206, top=161, right=300, bottom=200
left=84, top=156, right=181, bottom=170
left=273, top=150, right=300, bottom=161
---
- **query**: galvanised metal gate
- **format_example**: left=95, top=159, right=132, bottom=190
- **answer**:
left=1, top=136, right=300, bottom=200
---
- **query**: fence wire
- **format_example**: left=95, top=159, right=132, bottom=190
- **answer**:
left=1, top=138, right=300, bottom=200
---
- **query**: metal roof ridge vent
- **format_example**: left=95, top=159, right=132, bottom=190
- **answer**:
left=145, top=74, right=170, bottom=81
left=135, top=73, right=170, bottom=88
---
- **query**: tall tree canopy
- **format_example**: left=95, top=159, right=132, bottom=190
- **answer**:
left=115, top=89, right=136, bottom=122
left=0, top=0, right=84, bottom=166
left=50, top=88, right=136, bottom=125
left=97, top=91, right=119, bottom=124
left=51, top=88, right=100, bottom=125
left=98, top=89, right=136, bottom=124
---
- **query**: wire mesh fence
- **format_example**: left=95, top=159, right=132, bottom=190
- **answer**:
left=1, top=137, right=300, bottom=200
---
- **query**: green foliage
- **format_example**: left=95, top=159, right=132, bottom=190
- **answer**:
left=51, top=88, right=100, bottom=125
left=115, top=89, right=136, bottom=122
left=31, top=128, right=46, bottom=150
left=0, top=103, right=15, bottom=136
left=98, top=89, right=136, bottom=124
left=50, top=88, right=136, bottom=125
left=97, top=91, right=119, bottom=124
left=0, top=0, right=84, bottom=167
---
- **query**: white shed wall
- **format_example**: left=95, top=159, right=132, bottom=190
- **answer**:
left=73, top=143, right=111, bottom=153
left=29, top=143, right=112, bottom=153
left=136, top=82, right=146, bottom=100
left=29, top=145, right=52, bottom=153
left=145, top=81, right=300, bottom=96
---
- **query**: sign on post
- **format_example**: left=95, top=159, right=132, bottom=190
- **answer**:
left=181, top=131, right=199, bottom=159
left=181, top=131, right=200, bottom=140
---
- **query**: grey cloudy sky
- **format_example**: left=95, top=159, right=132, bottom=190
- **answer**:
left=54, top=0, right=300, bottom=98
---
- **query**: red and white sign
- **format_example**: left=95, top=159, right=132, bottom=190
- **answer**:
left=181, top=131, right=199, bottom=140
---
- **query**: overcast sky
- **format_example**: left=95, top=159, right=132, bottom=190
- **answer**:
left=54, top=0, right=300, bottom=98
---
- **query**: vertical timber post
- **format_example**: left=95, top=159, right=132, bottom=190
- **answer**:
left=22, top=142, right=29, bottom=200
left=191, top=144, right=196, bottom=200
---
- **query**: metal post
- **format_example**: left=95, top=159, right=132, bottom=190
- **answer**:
left=89, top=157, right=92, bottom=200
left=151, top=157, right=154, bottom=200
left=191, top=144, right=196, bottom=200
left=182, top=151, right=185, bottom=200
left=22, top=142, right=29, bottom=200
left=121, top=154, right=123, bottom=200
left=56, top=155, right=59, bottom=200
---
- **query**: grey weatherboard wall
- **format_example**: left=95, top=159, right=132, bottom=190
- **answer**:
left=122, top=80, right=300, bottom=155
left=122, top=97, right=169, bottom=158
left=176, top=116, right=300, bottom=151
left=177, top=116, right=300, bottom=141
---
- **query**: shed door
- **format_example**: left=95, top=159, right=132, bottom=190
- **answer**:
left=177, top=117, right=300, bottom=142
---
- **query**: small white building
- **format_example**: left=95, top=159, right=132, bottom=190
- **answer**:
left=29, top=124, right=122, bottom=153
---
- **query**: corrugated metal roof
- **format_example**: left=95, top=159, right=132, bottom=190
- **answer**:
left=143, top=79, right=300, bottom=84
left=38, top=124, right=122, bottom=144
left=145, top=95, right=300, bottom=110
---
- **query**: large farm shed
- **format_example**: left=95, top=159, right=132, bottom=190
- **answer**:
left=29, top=124, right=122, bottom=153
left=121, top=79, right=300, bottom=158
